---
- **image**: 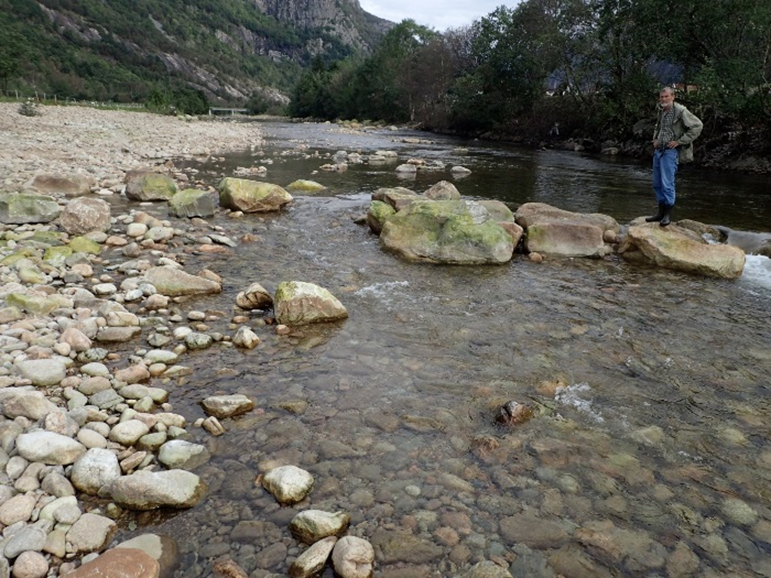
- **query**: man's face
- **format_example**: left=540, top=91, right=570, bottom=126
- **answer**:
left=659, top=90, right=674, bottom=109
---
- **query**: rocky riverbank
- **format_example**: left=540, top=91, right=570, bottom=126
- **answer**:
left=0, top=104, right=271, bottom=577
left=1, top=102, right=262, bottom=192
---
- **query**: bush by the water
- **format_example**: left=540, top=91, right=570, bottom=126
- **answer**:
left=18, top=99, right=40, bottom=117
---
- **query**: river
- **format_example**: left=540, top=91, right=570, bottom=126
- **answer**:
left=139, top=120, right=771, bottom=577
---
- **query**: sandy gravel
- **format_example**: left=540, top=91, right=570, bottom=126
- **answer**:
left=0, top=102, right=263, bottom=191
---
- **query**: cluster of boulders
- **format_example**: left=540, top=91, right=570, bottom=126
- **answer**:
left=0, top=170, right=351, bottom=576
left=259, top=464, right=375, bottom=578
left=364, top=182, right=748, bottom=279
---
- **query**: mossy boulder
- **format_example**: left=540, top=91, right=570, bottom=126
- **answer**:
left=68, top=236, right=101, bottom=255
left=44, top=246, right=73, bottom=267
left=286, top=180, right=326, bottom=193
left=0, top=192, right=61, bottom=224
left=218, top=178, right=292, bottom=213
left=125, top=174, right=178, bottom=202
left=380, top=199, right=515, bottom=264
left=274, top=281, right=348, bottom=326
left=169, top=189, right=218, bottom=218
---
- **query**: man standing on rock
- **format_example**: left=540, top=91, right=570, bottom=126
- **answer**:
left=646, top=86, right=703, bottom=226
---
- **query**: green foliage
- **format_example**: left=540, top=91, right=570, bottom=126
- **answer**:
left=147, top=85, right=209, bottom=115
left=246, top=92, right=287, bottom=116
left=17, top=98, right=40, bottom=116
left=0, top=0, right=360, bottom=105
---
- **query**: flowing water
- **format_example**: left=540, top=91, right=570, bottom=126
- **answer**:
left=133, top=121, right=771, bottom=577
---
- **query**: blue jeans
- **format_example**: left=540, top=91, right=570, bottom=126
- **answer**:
left=652, top=149, right=678, bottom=206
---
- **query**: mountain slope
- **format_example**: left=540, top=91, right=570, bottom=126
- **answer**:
left=0, top=0, right=393, bottom=105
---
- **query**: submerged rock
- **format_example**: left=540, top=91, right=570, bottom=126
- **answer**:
left=201, top=394, right=255, bottom=419
left=496, top=401, right=535, bottom=426
left=286, top=179, right=326, bottom=192
left=331, top=536, right=375, bottom=578
left=262, top=465, right=314, bottom=505
left=289, top=536, right=337, bottom=578
left=290, top=510, right=351, bottom=544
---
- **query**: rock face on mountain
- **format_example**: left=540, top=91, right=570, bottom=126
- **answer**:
left=257, top=0, right=392, bottom=48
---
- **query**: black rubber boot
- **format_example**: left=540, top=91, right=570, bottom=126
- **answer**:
left=645, top=203, right=665, bottom=222
left=660, top=204, right=673, bottom=226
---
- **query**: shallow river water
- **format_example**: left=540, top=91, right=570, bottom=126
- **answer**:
left=128, top=121, right=771, bottom=577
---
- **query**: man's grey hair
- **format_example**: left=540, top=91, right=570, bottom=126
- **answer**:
left=660, top=86, right=675, bottom=95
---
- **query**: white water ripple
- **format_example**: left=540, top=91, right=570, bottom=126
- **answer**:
left=554, top=382, right=605, bottom=423
left=741, top=254, right=771, bottom=290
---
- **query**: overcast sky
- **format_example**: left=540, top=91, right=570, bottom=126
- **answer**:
left=359, top=1, right=523, bottom=32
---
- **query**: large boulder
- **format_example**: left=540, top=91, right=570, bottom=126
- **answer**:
left=619, top=224, right=746, bottom=279
left=274, top=281, right=348, bottom=326
left=28, top=173, right=94, bottom=197
left=515, top=202, right=619, bottom=233
left=515, top=202, right=617, bottom=258
left=380, top=199, right=515, bottom=264
left=109, top=469, right=206, bottom=510
left=218, top=178, right=292, bottom=212
left=424, top=180, right=461, bottom=200
left=59, top=197, right=111, bottom=234
left=125, top=174, right=177, bottom=202
left=0, top=192, right=61, bottom=224
left=144, top=267, right=222, bottom=297
left=525, top=221, right=610, bottom=258
left=168, top=189, right=218, bottom=218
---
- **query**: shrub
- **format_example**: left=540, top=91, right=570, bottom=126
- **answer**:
left=18, top=98, right=40, bottom=116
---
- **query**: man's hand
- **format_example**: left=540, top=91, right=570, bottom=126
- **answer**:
left=667, top=140, right=680, bottom=149
left=652, top=139, right=660, bottom=149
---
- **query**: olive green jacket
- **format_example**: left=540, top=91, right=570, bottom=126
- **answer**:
left=654, top=102, right=703, bottom=163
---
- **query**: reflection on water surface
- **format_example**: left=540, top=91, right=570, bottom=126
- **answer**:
left=145, top=121, right=771, bottom=577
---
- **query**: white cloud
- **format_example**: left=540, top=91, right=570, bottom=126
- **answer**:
left=360, top=0, right=522, bottom=32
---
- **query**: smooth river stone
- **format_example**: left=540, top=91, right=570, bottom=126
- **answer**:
left=262, top=465, right=314, bottom=505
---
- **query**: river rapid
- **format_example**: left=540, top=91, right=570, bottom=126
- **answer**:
left=139, top=120, right=771, bottom=577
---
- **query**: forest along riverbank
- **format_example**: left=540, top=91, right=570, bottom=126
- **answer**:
left=0, top=105, right=770, bottom=578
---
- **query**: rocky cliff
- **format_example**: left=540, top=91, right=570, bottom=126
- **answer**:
left=256, top=0, right=392, bottom=48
